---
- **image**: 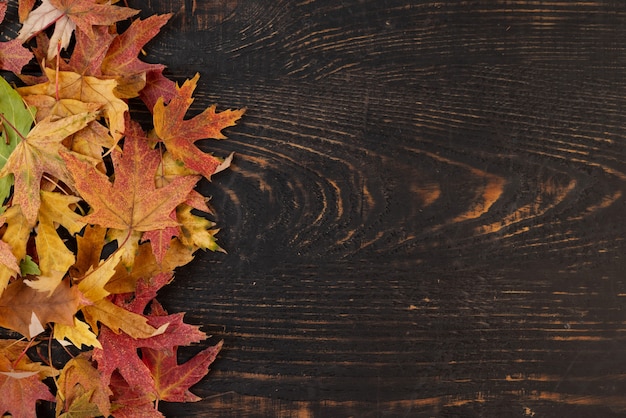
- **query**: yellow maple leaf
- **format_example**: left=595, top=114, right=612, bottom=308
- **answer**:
left=54, top=318, right=101, bottom=349
left=0, top=206, right=31, bottom=294
left=177, top=204, right=224, bottom=252
left=18, top=68, right=128, bottom=142
left=26, top=191, right=86, bottom=294
left=0, top=112, right=98, bottom=226
left=77, top=251, right=123, bottom=303
left=21, top=95, right=115, bottom=163
left=82, top=298, right=167, bottom=339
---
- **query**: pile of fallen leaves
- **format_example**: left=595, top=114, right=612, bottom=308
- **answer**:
left=0, top=0, right=244, bottom=416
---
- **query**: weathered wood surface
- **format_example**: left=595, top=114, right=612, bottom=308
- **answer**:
left=139, top=1, right=626, bottom=417
left=17, top=0, right=626, bottom=416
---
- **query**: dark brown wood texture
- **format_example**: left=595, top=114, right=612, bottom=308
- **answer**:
left=138, top=1, right=626, bottom=416
left=19, top=0, right=626, bottom=416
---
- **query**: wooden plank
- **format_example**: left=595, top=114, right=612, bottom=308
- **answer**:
left=8, top=0, right=626, bottom=416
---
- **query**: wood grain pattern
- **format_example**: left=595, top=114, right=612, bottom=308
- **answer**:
left=9, top=0, right=626, bottom=416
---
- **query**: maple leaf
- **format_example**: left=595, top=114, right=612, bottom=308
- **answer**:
left=153, top=74, right=245, bottom=179
left=94, top=274, right=207, bottom=404
left=0, top=373, right=54, bottom=416
left=54, top=317, right=101, bottom=349
left=26, top=190, right=86, bottom=293
left=142, top=220, right=179, bottom=265
left=0, top=3, right=33, bottom=73
left=18, top=68, right=128, bottom=142
left=56, top=355, right=112, bottom=417
left=66, top=24, right=114, bottom=76
left=0, top=238, right=19, bottom=279
left=140, top=68, right=177, bottom=112
left=20, top=95, right=114, bottom=164
left=109, top=371, right=164, bottom=418
left=101, top=14, right=172, bottom=99
left=177, top=204, right=224, bottom=252
left=18, top=0, right=138, bottom=60
left=18, top=0, right=36, bottom=21
left=0, top=205, right=32, bottom=294
left=143, top=340, right=223, bottom=403
left=102, top=14, right=171, bottom=76
left=0, top=278, right=80, bottom=338
left=106, top=239, right=195, bottom=294
left=0, top=76, right=35, bottom=205
left=0, top=340, right=56, bottom=418
left=156, top=150, right=211, bottom=212
left=63, top=123, right=200, bottom=233
left=0, top=39, right=33, bottom=74
left=83, top=298, right=168, bottom=340
left=71, top=224, right=107, bottom=279
left=0, top=111, right=98, bottom=226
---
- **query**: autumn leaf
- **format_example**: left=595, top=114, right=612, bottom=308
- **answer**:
left=94, top=275, right=206, bottom=403
left=0, top=278, right=80, bottom=338
left=109, top=371, right=164, bottom=418
left=0, top=340, right=56, bottom=418
left=156, top=150, right=211, bottom=212
left=71, top=224, right=107, bottom=279
left=63, top=123, right=200, bottom=233
left=18, top=0, right=138, bottom=59
left=140, top=68, right=177, bottom=112
left=83, top=298, right=167, bottom=340
left=0, top=205, right=32, bottom=295
left=76, top=250, right=122, bottom=303
left=26, top=190, right=86, bottom=293
left=0, top=238, right=19, bottom=280
left=101, top=13, right=172, bottom=98
left=0, top=111, right=98, bottom=226
left=56, top=355, right=112, bottom=417
left=0, top=39, right=33, bottom=74
left=54, top=317, right=101, bottom=349
left=18, top=68, right=128, bottom=142
left=177, top=204, right=224, bottom=252
left=0, top=3, right=33, bottom=73
left=106, top=239, right=195, bottom=294
left=143, top=340, right=223, bottom=402
left=0, top=76, right=35, bottom=205
left=0, top=0, right=243, bottom=412
left=20, top=95, right=113, bottom=164
left=153, top=74, right=245, bottom=179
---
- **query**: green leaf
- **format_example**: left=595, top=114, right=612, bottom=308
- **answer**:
left=20, top=255, right=41, bottom=276
left=0, top=77, right=34, bottom=203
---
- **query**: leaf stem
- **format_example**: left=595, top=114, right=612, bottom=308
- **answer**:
left=0, top=113, right=27, bottom=144
left=11, top=338, right=35, bottom=368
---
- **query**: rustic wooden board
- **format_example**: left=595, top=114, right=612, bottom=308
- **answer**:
left=9, top=0, right=626, bottom=416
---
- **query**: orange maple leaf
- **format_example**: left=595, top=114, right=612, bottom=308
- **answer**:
left=62, top=128, right=200, bottom=234
left=153, top=74, right=244, bottom=179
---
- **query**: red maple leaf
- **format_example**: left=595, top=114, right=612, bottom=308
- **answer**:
left=101, top=14, right=172, bottom=77
left=0, top=3, right=32, bottom=73
left=142, top=340, right=223, bottom=402
left=95, top=273, right=210, bottom=400
left=0, top=340, right=56, bottom=418
left=109, top=371, right=164, bottom=418
left=66, top=24, right=115, bottom=75
left=0, top=371, right=55, bottom=417
left=140, top=68, right=177, bottom=112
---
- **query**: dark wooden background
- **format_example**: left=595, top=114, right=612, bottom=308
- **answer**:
left=142, top=1, right=626, bottom=416
left=15, top=0, right=626, bottom=416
